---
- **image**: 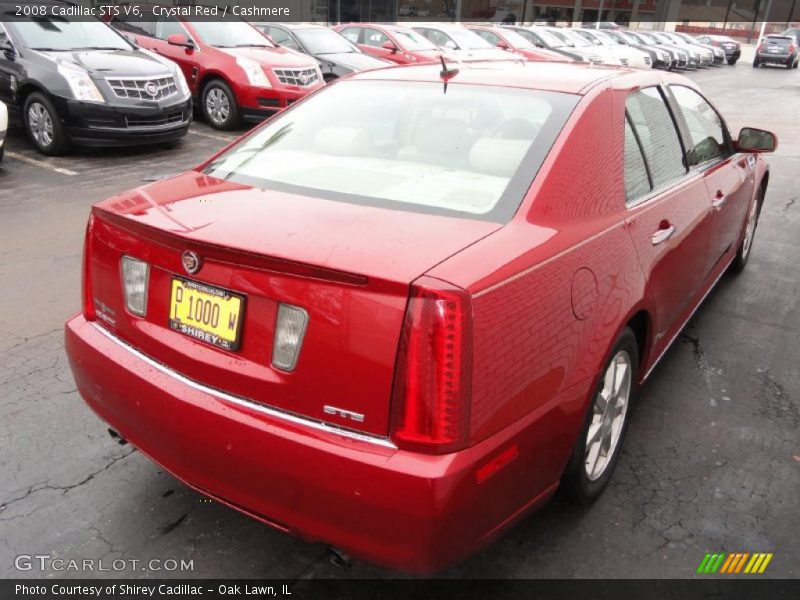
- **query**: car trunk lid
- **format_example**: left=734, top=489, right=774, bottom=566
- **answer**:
left=86, top=172, right=501, bottom=437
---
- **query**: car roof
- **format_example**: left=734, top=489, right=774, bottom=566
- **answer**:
left=348, top=60, right=635, bottom=94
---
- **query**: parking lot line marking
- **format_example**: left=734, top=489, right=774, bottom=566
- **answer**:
left=189, top=130, right=234, bottom=143
left=5, top=151, right=79, bottom=176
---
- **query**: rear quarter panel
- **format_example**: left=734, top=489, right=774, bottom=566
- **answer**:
left=429, top=85, right=650, bottom=490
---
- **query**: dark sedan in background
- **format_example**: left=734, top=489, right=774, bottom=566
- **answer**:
left=0, top=2, right=191, bottom=155
left=255, top=22, right=391, bottom=82
left=695, top=34, right=742, bottom=65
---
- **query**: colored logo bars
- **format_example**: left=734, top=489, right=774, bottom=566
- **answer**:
left=697, top=552, right=774, bottom=574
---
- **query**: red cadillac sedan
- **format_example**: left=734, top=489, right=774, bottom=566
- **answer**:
left=65, top=61, right=775, bottom=573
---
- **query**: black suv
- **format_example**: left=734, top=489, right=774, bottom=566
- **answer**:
left=0, top=1, right=192, bottom=155
left=753, top=34, right=799, bottom=69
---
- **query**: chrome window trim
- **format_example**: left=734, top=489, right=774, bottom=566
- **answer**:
left=90, top=322, right=398, bottom=450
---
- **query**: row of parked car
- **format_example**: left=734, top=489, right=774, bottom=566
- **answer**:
left=0, top=0, right=772, bottom=159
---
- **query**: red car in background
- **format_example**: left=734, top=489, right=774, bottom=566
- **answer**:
left=334, top=23, right=442, bottom=64
left=466, top=24, right=573, bottom=61
left=66, top=61, right=775, bottom=573
left=111, top=14, right=322, bottom=129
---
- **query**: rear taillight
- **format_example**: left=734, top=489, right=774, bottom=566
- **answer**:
left=82, top=215, right=95, bottom=321
left=391, top=276, right=472, bottom=454
left=757, top=44, right=764, bottom=51
left=790, top=44, right=796, bottom=53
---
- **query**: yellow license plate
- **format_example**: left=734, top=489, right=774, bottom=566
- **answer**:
left=168, top=277, right=245, bottom=351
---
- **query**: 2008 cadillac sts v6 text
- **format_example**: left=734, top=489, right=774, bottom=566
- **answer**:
left=65, top=61, right=776, bottom=573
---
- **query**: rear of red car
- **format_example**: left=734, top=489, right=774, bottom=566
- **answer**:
left=65, top=73, right=583, bottom=572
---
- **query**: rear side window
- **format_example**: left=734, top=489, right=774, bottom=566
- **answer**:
left=625, top=87, right=686, bottom=189
left=668, top=85, right=729, bottom=166
left=624, top=116, right=652, bottom=202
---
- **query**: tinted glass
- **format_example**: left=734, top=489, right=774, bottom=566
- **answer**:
left=295, top=28, right=357, bottom=54
left=155, top=17, right=188, bottom=41
left=361, top=28, right=389, bottom=47
left=474, top=29, right=501, bottom=45
left=391, top=28, right=438, bottom=50
left=624, top=117, right=651, bottom=202
left=204, top=81, right=578, bottom=222
left=625, top=88, right=686, bottom=188
left=669, top=85, right=727, bottom=165
left=120, top=19, right=156, bottom=37
left=338, top=27, right=360, bottom=44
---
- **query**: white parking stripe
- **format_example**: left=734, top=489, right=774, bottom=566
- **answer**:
left=5, top=151, right=79, bottom=176
left=189, top=129, right=234, bottom=142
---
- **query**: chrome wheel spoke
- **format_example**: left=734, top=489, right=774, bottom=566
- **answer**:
left=585, top=349, right=632, bottom=481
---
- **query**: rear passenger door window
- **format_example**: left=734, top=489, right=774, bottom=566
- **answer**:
left=624, top=116, right=652, bottom=203
left=625, top=87, right=686, bottom=190
left=668, top=85, right=730, bottom=167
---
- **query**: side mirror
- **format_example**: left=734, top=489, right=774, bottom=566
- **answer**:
left=381, top=40, right=398, bottom=52
left=736, top=127, right=777, bottom=153
left=2, top=40, right=17, bottom=60
left=444, top=40, right=457, bottom=50
left=496, top=40, right=510, bottom=50
left=167, top=34, right=195, bottom=49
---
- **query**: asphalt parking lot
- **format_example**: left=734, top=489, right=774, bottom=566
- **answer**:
left=1, top=62, right=798, bottom=580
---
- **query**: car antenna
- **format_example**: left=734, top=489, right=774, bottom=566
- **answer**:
left=439, top=55, right=459, bottom=93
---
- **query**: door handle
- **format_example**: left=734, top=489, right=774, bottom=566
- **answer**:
left=651, top=222, right=676, bottom=245
left=712, top=189, right=727, bottom=210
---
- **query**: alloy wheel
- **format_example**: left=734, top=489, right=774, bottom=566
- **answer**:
left=585, top=350, right=632, bottom=481
left=28, top=102, right=54, bottom=149
left=742, top=198, right=759, bottom=259
left=205, top=88, right=231, bottom=126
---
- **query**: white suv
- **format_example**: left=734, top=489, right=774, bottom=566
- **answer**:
left=0, top=100, right=7, bottom=163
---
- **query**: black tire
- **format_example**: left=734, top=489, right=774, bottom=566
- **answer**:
left=0, top=146, right=4, bottom=163
left=201, top=79, right=241, bottom=131
left=23, top=92, right=70, bottom=156
left=561, top=327, right=639, bottom=504
left=752, top=59, right=759, bottom=68
left=727, top=58, right=738, bottom=65
left=730, top=184, right=765, bottom=274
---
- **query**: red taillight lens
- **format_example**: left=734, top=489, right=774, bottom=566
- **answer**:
left=757, top=44, right=764, bottom=51
left=391, top=276, right=472, bottom=454
left=82, top=214, right=96, bottom=321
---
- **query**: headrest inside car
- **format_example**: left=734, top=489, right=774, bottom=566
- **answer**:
left=469, top=139, right=531, bottom=178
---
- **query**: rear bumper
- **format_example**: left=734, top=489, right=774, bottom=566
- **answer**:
left=755, top=52, right=793, bottom=64
left=56, top=97, right=192, bottom=147
left=65, top=315, right=560, bottom=573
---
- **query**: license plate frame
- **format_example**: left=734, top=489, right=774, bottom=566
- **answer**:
left=168, top=276, right=246, bottom=352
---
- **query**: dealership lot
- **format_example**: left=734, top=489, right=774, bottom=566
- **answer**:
left=0, top=62, right=798, bottom=579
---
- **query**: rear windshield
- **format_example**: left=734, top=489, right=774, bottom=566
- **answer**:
left=765, top=36, right=792, bottom=48
left=204, top=80, right=578, bottom=223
